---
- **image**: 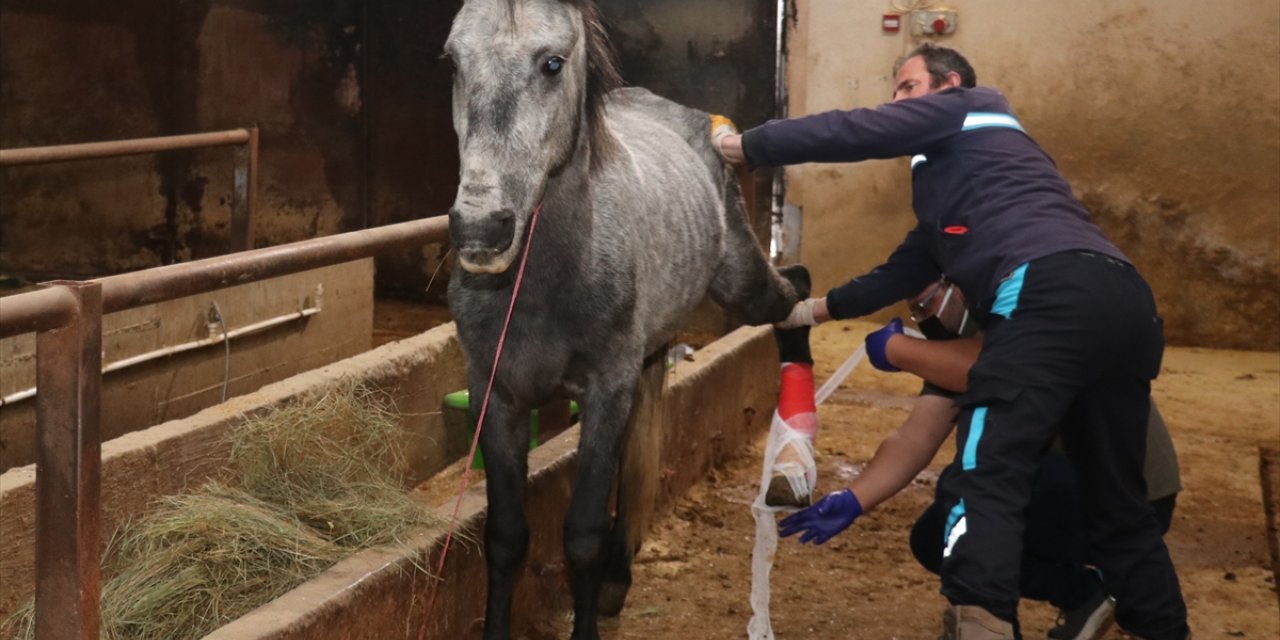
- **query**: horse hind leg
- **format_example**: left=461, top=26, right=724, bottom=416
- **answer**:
left=708, top=165, right=806, bottom=326
left=597, top=359, right=664, bottom=616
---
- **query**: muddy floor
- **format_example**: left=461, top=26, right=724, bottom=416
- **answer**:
left=377, top=304, right=1280, bottom=639
left=544, top=320, right=1280, bottom=639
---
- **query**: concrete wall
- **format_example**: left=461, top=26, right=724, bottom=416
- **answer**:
left=783, top=0, right=1279, bottom=350
left=0, top=260, right=374, bottom=472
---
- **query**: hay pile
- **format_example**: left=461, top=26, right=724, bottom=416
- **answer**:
left=4, top=383, right=440, bottom=640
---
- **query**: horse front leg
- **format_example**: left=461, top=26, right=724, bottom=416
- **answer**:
left=476, top=392, right=531, bottom=640
left=566, top=377, right=636, bottom=640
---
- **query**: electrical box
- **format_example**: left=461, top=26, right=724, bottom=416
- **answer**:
left=910, top=10, right=957, bottom=36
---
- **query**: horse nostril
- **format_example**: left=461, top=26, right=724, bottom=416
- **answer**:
left=490, top=209, right=514, bottom=231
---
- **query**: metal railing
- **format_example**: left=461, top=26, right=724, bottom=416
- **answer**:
left=0, top=127, right=260, bottom=252
left=0, top=215, right=450, bottom=639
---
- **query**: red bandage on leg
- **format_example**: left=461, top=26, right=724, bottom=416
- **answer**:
left=778, top=363, right=818, bottom=437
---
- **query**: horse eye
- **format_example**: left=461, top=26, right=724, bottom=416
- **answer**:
left=543, top=56, right=565, bottom=76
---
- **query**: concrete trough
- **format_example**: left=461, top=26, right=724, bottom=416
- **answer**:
left=0, top=322, right=779, bottom=638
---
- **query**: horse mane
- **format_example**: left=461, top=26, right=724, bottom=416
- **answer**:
left=564, top=0, right=623, bottom=167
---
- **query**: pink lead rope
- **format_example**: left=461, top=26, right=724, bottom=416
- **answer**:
left=420, top=202, right=543, bottom=639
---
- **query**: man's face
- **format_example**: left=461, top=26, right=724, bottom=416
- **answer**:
left=909, top=280, right=970, bottom=339
left=894, top=56, right=951, bottom=102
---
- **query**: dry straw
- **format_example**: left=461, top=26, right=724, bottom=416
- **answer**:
left=4, top=382, right=443, bottom=640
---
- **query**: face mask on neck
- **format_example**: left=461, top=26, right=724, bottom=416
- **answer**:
left=917, top=315, right=958, bottom=340
left=910, top=280, right=971, bottom=340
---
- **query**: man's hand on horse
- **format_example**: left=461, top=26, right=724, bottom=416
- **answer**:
left=776, top=297, right=830, bottom=329
left=710, top=114, right=745, bottom=165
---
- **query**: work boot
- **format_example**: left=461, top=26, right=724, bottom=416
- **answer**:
left=937, top=605, right=1016, bottom=640
left=1047, top=587, right=1115, bottom=640
left=767, top=264, right=815, bottom=508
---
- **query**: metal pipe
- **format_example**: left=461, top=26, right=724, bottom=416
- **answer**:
left=0, top=305, right=321, bottom=407
left=106, top=305, right=320, bottom=374
left=98, top=215, right=449, bottom=314
left=230, top=126, right=259, bottom=251
left=0, top=287, right=80, bottom=339
left=0, top=129, right=251, bottom=166
left=33, top=281, right=102, bottom=640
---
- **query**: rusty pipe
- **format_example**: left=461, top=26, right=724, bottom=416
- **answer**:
left=33, top=281, right=103, bottom=640
left=99, top=216, right=449, bottom=314
left=230, top=126, right=259, bottom=251
left=0, top=129, right=252, bottom=166
left=0, top=286, right=80, bottom=339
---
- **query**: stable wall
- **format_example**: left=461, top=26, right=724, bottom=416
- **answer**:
left=783, top=0, right=1279, bottom=350
left=0, top=0, right=463, bottom=295
left=0, top=260, right=374, bottom=472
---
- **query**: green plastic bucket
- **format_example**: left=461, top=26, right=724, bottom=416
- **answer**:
left=443, top=391, right=578, bottom=470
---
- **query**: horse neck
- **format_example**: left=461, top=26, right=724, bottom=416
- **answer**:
left=540, top=115, right=597, bottom=233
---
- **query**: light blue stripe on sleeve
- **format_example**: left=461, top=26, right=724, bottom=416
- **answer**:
left=990, top=263, right=1028, bottom=318
left=962, top=112, right=1026, bottom=133
left=963, top=407, right=987, bottom=470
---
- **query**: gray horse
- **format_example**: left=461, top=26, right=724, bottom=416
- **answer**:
left=445, top=1, right=801, bottom=638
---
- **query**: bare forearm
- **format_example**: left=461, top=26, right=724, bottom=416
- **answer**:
left=849, top=432, right=936, bottom=510
left=886, top=336, right=981, bottom=393
left=848, top=396, right=957, bottom=511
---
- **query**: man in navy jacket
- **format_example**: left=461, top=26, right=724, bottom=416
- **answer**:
left=716, top=44, right=1189, bottom=640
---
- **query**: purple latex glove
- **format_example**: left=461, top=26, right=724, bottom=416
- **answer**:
left=778, top=488, right=864, bottom=545
left=865, top=318, right=904, bottom=372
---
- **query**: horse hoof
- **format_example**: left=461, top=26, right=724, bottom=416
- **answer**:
left=597, top=581, right=631, bottom=617
left=777, top=264, right=811, bottom=299
left=764, top=474, right=811, bottom=508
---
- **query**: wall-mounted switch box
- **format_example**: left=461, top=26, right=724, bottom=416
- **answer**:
left=911, top=10, right=957, bottom=36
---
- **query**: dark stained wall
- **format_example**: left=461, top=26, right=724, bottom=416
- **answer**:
left=0, top=0, right=462, bottom=292
left=600, top=0, right=781, bottom=245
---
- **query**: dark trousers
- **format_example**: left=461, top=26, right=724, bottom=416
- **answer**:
left=935, top=251, right=1188, bottom=639
left=911, top=455, right=1178, bottom=611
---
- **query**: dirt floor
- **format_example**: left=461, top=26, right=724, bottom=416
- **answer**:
left=376, top=303, right=1280, bottom=639
left=535, top=319, right=1280, bottom=640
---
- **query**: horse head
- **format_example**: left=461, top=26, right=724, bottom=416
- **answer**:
left=446, top=0, right=620, bottom=274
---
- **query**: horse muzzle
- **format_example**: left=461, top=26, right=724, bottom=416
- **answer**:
left=449, top=207, right=518, bottom=274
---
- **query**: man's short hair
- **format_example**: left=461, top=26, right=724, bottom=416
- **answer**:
left=895, top=43, right=977, bottom=89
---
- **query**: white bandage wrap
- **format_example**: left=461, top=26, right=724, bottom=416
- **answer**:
left=748, top=414, right=816, bottom=640
left=747, top=342, right=867, bottom=640
left=776, top=298, right=818, bottom=329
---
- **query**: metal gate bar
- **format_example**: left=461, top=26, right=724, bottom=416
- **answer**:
left=0, top=127, right=260, bottom=251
